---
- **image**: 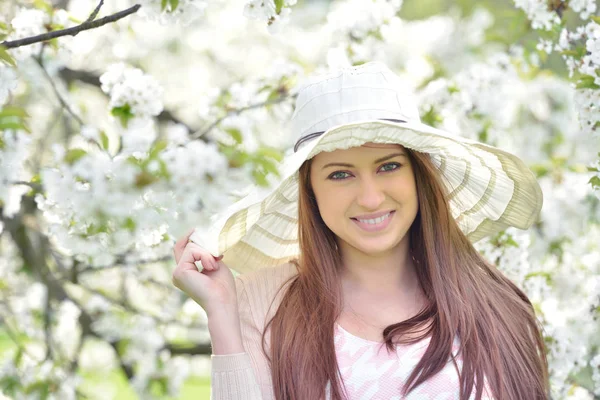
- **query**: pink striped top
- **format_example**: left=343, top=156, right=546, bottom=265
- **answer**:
left=332, top=323, right=493, bottom=399
left=211, top=263, right=494, bottom=400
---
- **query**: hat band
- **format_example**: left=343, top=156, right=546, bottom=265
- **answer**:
left=293, top=119, right=406, bottom=153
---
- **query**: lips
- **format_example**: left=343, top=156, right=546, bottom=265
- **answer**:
left=351, top=211, right=395, bottom=232
left=352, top=210, right=395, bottom=220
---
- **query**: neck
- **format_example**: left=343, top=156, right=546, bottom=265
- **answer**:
left=338, top=238, right=418, bottom=296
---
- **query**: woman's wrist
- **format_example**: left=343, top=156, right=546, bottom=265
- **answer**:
left=207, top=311, right=245, bottom=355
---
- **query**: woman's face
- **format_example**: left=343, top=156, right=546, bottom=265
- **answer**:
left=309, top=143, right=418, bottom=257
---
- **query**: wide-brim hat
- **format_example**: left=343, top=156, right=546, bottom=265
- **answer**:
left=190, top=62, right=543, bottom=274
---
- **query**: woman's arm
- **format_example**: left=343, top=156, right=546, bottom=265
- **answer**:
left=210, top=277, right=269, bottom=400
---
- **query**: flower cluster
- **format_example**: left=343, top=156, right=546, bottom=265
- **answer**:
left=6, top=7, right=75, bottom=61
left=138, top=0, right=209, bottom=25
left=512, top=0, right=561, bottom=30
left=514, top=1, right=600, bottom=139
left=34, top=132, right=234, bottom=267
left=419, top=51, right=594, bottom=164
left=5, top=8, right=50, bottom=61
left=100, top=63, right=164, bottom=121
left=574, top=88, right=600, bottom=137
left=244, top=0, right=298, bottom=33
left=324, top=0, right=402, bottom=64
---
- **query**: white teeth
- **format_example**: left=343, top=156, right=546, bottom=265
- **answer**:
left=357, top=212, right=391, bottom=225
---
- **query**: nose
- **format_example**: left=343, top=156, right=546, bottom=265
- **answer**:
left=355, top=175, right=385, bottom=210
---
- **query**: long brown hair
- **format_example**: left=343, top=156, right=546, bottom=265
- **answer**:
left=262, top=148, right=549, bottom=400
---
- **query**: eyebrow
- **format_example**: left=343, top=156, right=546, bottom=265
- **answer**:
left=321, top=152, right=407, bottom=170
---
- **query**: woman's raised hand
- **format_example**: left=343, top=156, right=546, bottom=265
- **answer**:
left=172, top=229, right=237, bottom=317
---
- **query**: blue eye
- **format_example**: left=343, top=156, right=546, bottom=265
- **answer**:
left=380, top=162, right=400, bottom=172
left=328, top=171, right=351, bottom=180
left=327, top=163, right=400, bottom=180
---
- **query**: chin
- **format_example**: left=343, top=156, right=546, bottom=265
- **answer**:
left=351, top=236, right=404, bottom=256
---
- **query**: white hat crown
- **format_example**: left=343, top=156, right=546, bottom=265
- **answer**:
left=291, top=62, right=421, bottom=151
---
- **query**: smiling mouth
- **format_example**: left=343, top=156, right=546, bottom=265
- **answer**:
left=350, top=211, right=396, bottom=232
left=352, top=211, right=394, bottom=224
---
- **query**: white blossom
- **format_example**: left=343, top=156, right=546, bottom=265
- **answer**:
left=243, top=0, right=297, bottom=33
left=512, top=0, right=560, bottom=30
left=569, top=0, right=597, bottom=20
left=100, top=63, right=164, bottom=120
left=6, top=8, right=50, bottom=60
left=138, top=0, right=209, bottom=25
left=574, top=89, right=600, bottom=137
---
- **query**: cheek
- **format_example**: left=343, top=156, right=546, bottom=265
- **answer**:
left=316, top=192, right=342, bottom=219
left=314, top=188, right=349, bottom=228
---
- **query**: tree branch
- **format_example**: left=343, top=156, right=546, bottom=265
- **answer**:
left=1, top=4, right=141, bottom=49
left=58, top=67, right=198, bottom=135
left=164, top=342, right=212, bottom=356
left=35, top=55, right=85, bottom=126
left=75, top=253, right=172, bottom=276
left=59, top=67, right=101, bottom=86
left=86, top=0, right=105, bottom=23
left=58, top=66, right=296, bottom=140
left=191, top=92, right=295, bottom=140
left=8, top=181, right=43, bottom=191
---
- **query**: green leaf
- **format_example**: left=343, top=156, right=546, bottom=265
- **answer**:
left=589, top=175, right=600, bottom=188
left=0, top=107, right=29, bottom=119
left=149, top=140, right=168, bottom=158
left=111, top=104, right=134, bottom=127
left=274, top=0, right=284, bottom=14
left=225, top=128, right=243, bottom=144
left=123, top=217, right=136, bottom=232
left=576, top=75, right=600, bottom=90
left=260, top=159, right=280, bottom=176
left=591, top=16, right=600, bottom=24
left=168, top=0, right=180, bottom=11
left=524, top=271, right=553, bottom=285
left=0, top=45, right=16, bottom=67
left=256, top=146, right=283, bottom=162
left=116, top=339, right=131, bottom=355
left=252, top=169, right=269, bottom=187
left=161, top=0, right=168, bottom=11
left=559, top=49, right=579, bottom=57
left=64, top=148, right=87, bottom=165
left=148, top=376, right=169, bottom=396
left=421, top=107, right=442, bottom=127
left=100, top=131, right=109, bottom=150
left=0, top=121, right=24, bottom=131
left=33, top=0, right=53, bottom=14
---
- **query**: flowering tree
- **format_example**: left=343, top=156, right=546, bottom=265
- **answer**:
left=0, top=0, right=598, bottom=399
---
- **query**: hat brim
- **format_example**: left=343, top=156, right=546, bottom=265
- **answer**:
left=190, top=119, right=543, bottom=274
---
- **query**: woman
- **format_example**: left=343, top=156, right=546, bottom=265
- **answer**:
left=172, top=62, right=549, bottom=400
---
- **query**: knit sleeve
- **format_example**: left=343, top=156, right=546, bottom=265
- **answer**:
left=210, top=277, right=270, bottom=400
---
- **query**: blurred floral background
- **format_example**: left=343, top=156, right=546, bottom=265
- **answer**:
left=0, top=0, right=599, bottom=398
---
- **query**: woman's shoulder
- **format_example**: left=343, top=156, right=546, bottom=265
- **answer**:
left=236, top=262, right=298, bottom=295
left=235, top=262, right=299, bottom=319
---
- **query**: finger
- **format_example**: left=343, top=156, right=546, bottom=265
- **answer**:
left=185, top=242, right=220, bottom=270
left=173, top=228, right=196, bottom=262
left=181, top=245, right=216, bottom=272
